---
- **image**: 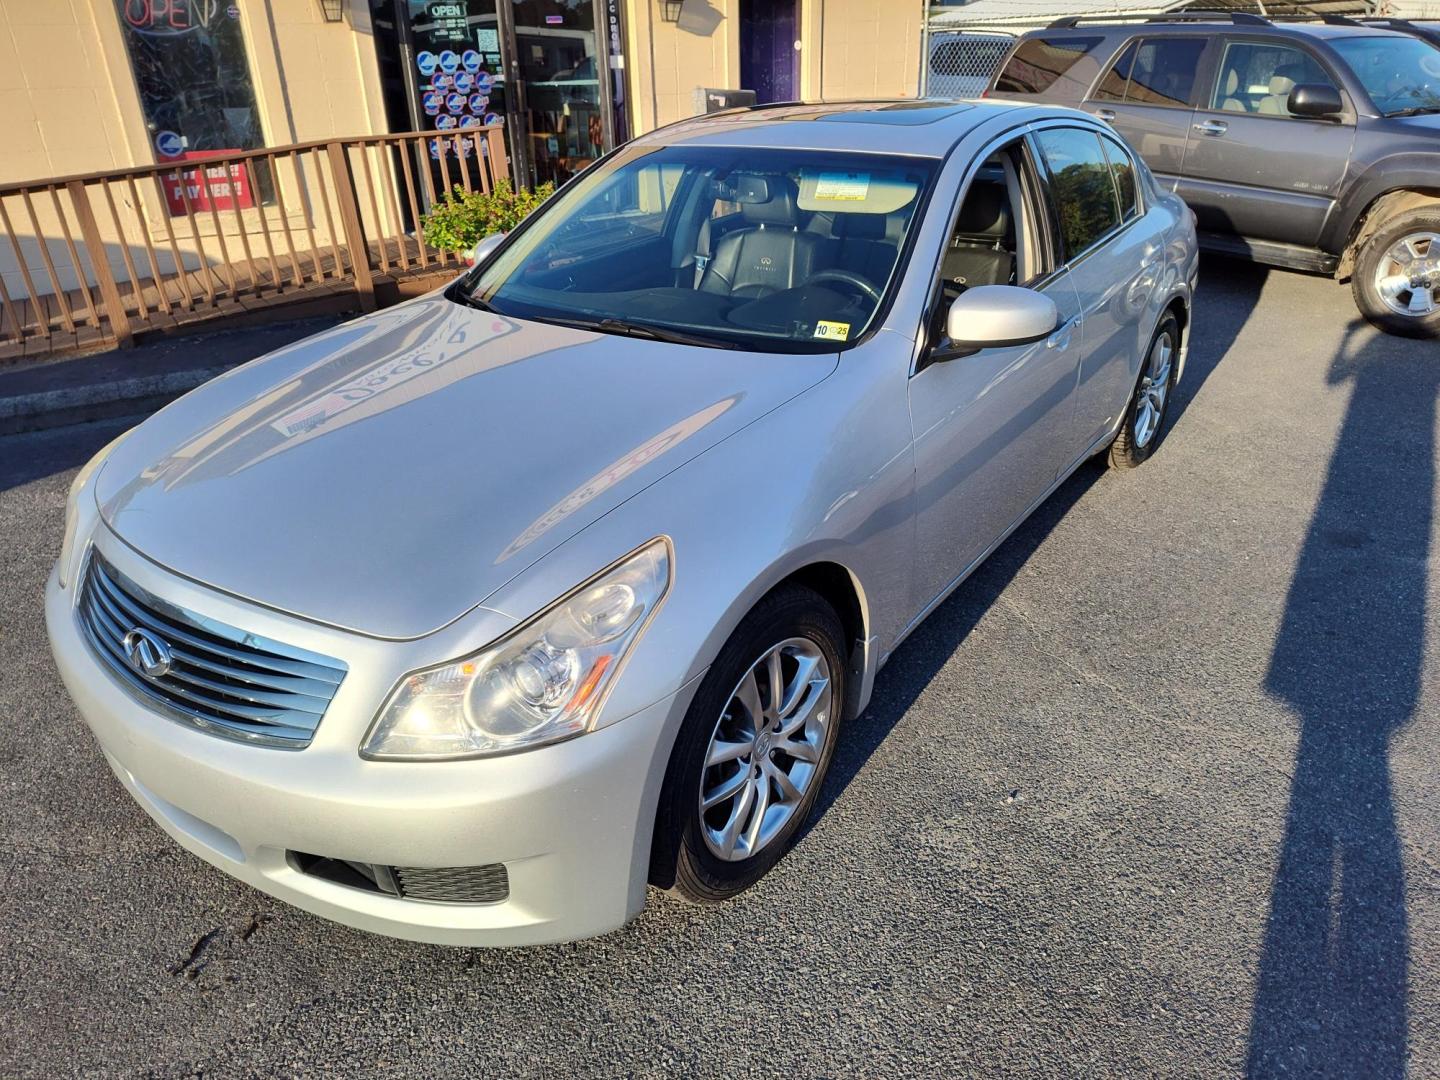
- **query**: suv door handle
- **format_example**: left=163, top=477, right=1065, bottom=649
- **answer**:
left=1193, top=119, right=1229, bottom=136
left=1095, top=108, right=1117, bottom=122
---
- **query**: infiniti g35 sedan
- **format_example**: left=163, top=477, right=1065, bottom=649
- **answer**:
left=47, top=100, right=1198, bottom=946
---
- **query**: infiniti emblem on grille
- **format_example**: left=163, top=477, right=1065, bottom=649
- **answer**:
left=122, top=628, right=173, bottom=679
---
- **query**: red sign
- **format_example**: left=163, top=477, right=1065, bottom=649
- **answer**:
left=160, top=150, right=254, bottom=216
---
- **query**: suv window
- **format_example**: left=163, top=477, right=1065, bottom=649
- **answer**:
left=1035, top=128, right=1122, bottom=260
left=1099, top=134, right=1139, bottom=222
left=1211, top=41, right=1336, bottom=115
left=994, top=37, right=1104, bottom=94
left=1093, top=37, right=1207, bottom=107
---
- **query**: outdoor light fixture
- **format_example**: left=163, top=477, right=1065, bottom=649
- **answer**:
left=661, top=0, right=684, bottom=22
left=317, top=0, right=344, bottom=22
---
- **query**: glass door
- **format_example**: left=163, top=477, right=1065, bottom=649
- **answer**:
left=506, top=0, right=611, bottom=187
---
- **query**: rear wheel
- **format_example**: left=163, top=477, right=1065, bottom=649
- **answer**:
left=1352, top=209, right=1440, bottom=339
left=650, top=585, right=845, bottom=903
left=1108, top=312, right=1179, bottom=470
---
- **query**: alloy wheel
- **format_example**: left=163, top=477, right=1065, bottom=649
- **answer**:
left=698, top=638, right=834, bottom=862
left=1133, top=329, right=1174, bottom=450
left=1373, top=232, right=1440, bottom=319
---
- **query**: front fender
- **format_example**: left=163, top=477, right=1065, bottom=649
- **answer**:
left=1320, top=153, right=1440, bottom=257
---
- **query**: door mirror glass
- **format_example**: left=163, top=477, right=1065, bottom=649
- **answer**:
left=468, top=232, right=507, bottom=267
left=1288, top=83, right=1344, bottom=118
left=942, top=286, right=1059, bottom=357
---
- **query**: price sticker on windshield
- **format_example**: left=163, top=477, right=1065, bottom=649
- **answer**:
left=813, top=320, right=851, bottom=341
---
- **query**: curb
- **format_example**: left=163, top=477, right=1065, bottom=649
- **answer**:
left=0, top=364, right=238, bottom=436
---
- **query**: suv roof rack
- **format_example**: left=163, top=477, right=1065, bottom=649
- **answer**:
left=1047, top=11, right=1271, bottom=28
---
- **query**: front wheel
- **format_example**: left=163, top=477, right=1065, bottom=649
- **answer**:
left=649, top=585, right=846, bottom=903
left=1351, top=209, right=1440, bottom=339
left=1108, top=312, right=1180, bottom=470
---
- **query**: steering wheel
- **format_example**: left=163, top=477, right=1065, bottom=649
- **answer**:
left=806, top=269, right=882, bottom=304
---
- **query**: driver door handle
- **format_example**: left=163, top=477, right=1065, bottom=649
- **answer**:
left=1047, top=316, right=1079, bottom=351
left=1193, top=119, right=1229, bottom=136
left=1095, top=108, right=1117, bottom=122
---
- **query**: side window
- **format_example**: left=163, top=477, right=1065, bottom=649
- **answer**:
left=1035, top=128, right=1122, bottom=260
left=1210, top=41, right=1336, bottom=116
left=936, top=142, right=1049, bottom=306
left=1099, top=134, right=1139, bottom=222
left=1116, top=38, right=1208, bottom=107
left=994, top=36, right=1104, bottom=94
left=1092, top=39, right=1138, bottom=102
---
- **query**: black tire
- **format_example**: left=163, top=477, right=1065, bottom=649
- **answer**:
left=1108, top=312, right=1181, bottom=470
left=1351, top=208, right=1440, bottom=340
left=649, top=584, right=847, bottom=903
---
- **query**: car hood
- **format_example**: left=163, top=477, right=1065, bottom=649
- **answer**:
left=96, top=296, right=837, bottom=639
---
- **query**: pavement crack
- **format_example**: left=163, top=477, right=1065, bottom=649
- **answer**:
left=168, top=926, right=224, bottom=981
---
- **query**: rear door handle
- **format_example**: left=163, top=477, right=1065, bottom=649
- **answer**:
left=1095, top=108, right=1117, bottom=122
left=1193, top=119, right=1228, bottom=136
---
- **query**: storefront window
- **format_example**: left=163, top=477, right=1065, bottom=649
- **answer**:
left=116, top=0, right=264, bottom=159
left=406, top=1, right=509, bottom=162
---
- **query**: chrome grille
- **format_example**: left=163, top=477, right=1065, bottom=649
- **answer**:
left=392, top=864, right=510, bottom=904
left=76, top=553, right=346, bottom=748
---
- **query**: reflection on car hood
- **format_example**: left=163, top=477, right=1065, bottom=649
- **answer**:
left=96, top=296, right=837, bottom=639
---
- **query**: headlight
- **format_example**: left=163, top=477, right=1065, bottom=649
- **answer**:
left=58, top=433, right=126, bottom=589
left=361, top=539, right=672, bottom=761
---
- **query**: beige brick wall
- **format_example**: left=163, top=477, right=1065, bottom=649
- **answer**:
left=625, top=0, right=923, bottom=135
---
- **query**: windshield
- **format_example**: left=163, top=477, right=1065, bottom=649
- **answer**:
left=462, top=145, right=938, bottom=353
left=1332, top=35, right=1440, bottom=115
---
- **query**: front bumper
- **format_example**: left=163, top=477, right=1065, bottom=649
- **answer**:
left=45, top=552, right=697, bottom=947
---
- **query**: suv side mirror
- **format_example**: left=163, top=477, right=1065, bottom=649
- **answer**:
left=1288, top=84, right=1344, bottom=119
left=468, top=232, right=507, bottom=268
left=934, top=285, right=1059, bottom=362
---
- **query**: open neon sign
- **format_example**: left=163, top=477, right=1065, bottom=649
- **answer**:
left=121, top=0, right=224, bottom=34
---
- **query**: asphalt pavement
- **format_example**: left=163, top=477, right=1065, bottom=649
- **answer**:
left=0, top=259, right=1435, bottom=1078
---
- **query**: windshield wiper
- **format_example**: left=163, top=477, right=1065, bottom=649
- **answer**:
left=548, top=316, right=740, bottom=350
left=451, top=289, right=498, bottom=313
left=1386, top=105, right=1440, bottom=117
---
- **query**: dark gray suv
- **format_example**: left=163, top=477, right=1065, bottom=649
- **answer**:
left=987, top=13, right=1440, bottom=338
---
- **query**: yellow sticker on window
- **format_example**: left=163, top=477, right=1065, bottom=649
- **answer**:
left=814, top=320, right=851, bottom=341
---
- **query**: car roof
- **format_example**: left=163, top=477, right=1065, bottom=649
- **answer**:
left=1034, top=18, right=1416, bottom=43
left=632, top=98, right=1075, bottom=157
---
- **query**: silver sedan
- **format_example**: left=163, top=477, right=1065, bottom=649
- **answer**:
left=46, top=100, right=1198, bottom=946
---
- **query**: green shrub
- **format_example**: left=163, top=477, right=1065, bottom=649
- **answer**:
left=420, top=179, right=554, bottom=253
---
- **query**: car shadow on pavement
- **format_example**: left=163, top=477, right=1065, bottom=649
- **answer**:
left=1247, top=321, right=1434, bottom=1078
left=809, top=255, right=1258, bottom=834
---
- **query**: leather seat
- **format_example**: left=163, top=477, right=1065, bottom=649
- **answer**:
left=699, top=178, right=822, bottom=300
left=940, top=182, right=1014, bottom=291
left=1219, top=68, right=1248, bottom=111
left=820, top=212, right=901, bottom=287
left=1259, top=68, right=1301, bottom=114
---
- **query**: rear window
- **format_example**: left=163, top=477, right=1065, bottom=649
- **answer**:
left=995, top=37, right=1104, bottom=95
left=1092, top=37, right=1207, bottom=107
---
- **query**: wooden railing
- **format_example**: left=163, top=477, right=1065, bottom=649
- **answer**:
left=0, top=127, right=508, bottom=360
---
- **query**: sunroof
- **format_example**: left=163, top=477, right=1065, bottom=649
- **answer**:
left=781, top=102, right=972, bottom=126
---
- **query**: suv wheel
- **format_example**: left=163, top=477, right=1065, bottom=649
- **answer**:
left=1352, top=209, right=1440, bottom=339
left=649, top=585, right=845, bottom=903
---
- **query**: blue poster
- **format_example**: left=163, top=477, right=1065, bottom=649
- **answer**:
left=416, top=51, right=437, bottom=77
left=454, top=71, right=474, bottom=93
left=422, top=91, right=443, bottom=116
left=468, top=93, right=489, bottom=113
left=154, top=129, right=183, bottom=157
left=446, top=93, right=467, bottom=114
left=461, top=49, right=481, bottom=73
left=438, top=50, right=460, bottom=74
left=475, top=71, right=494, bottom=93
left=431, top=72, right=454, bottom=89
left=461, top=115, right=483, bottom=128
left=436, top=114, right=458, bottom=130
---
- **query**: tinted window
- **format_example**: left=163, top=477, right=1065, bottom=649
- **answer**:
left=995, top=37, right=1104, bottom=94
left=1100, top=134, right=1139, bottom=221
left=1211, top=42, right=1335, bottom=115
left=1036, top=128, right=1121, bottom=259
left=1092, top=39, right=1138, bottom=102
left=1122, top=39, right=1207, bottom=107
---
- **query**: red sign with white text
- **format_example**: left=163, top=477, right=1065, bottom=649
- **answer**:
left=160, top=150, right=254, bottom=216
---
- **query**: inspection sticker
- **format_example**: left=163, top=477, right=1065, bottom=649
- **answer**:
left=813, top=171, right=870, bottom=201
left=813, top=320, right=851, bottom=341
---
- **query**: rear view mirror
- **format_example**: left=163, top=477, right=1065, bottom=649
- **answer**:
left=937, top=285, right=1059, bottom=361
left=1288, top=84, right=1344, bottom=119
left=468, top=232, right=507, bottom=268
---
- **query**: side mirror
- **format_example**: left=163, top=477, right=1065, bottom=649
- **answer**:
left=467, top=232, right=507, bottom=268
left=1288, top=84, right=1344, bottom=119
left=935, top=285, right=1059, bottom=362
